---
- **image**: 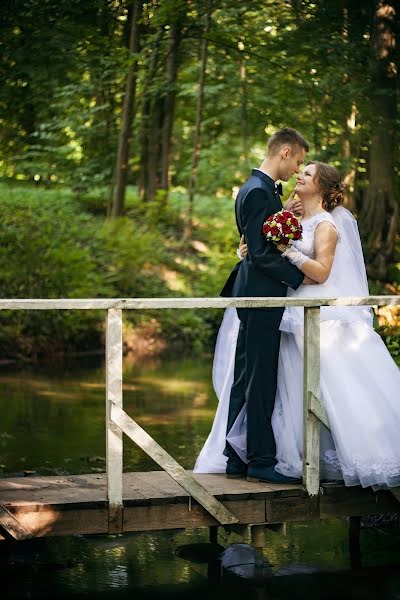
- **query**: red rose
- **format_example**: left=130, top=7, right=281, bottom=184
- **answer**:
left=270, top=226, right=280, bottom=236
left=276, top=213, right=287, bottom=224
left=294, top=230, right=302, bottom=240
left=282, top=224, right=292, bottom=234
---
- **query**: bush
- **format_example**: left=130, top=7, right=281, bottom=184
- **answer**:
left=0, top=186, right=111, bottom=361
left=0, top=184, right=220, bottom=361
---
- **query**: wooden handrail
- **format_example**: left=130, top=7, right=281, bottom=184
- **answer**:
left=0, top=295, right=399, bottom=310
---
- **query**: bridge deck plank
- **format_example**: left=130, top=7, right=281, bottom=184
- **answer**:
left=0, top=472, right=398, bottom=540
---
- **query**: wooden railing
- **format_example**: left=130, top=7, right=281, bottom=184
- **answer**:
left=1, top=296, right=399, bottom=530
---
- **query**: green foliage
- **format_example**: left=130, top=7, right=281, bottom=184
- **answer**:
left=0, top=185, right=109, bottom=360
left=368, top=280, right=400, bottom=367
left=0, top=182, right=399, bottom=363
left=0, top=184, right=232, bottom=361
left=98, top=216, right=170, bottom=298
left=384, top=336, right=400, bottom=365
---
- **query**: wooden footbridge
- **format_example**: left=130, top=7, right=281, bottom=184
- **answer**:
left=0, top=296, right=399, bottom=543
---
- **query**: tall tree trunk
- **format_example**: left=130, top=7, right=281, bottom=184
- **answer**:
left=160, top=21, right=182, bottom=193
left=341, top=7, right=356, bottom=211
left=147, top=96, right=164, bottom=202
left=342, top=103, right=357, bottom=212
left=110, top=0, right=142, bottom=218
left=185, top=10, right=210, bottom=240
left=139, top=29, right=163, bottom=201
left=241, top=61, right=248, bottom=163
left=359, top=0, right=398, bottom=278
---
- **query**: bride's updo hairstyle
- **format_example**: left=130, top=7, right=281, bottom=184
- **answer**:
left=308, top=160, right=345, bottom=212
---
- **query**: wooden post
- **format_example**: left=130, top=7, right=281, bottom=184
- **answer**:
left=106, top=308, right=123, bottom=533
left=250, top=524, right=266, bottom=549
left=209, top=526, right=218, bottom=544
left=303, top=307, right=321, bottom=496
left=251, top=524, right=266, bottom=582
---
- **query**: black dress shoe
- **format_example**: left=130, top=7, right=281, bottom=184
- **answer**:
left=247, top=464, right=301, bottom=484
left=226, top=456, right=247, bottom=479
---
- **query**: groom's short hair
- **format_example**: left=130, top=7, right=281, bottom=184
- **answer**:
left=267, top=127, right=309, bottom=156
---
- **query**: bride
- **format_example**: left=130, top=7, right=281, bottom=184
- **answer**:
left=194, top=161, right=400, bottom=489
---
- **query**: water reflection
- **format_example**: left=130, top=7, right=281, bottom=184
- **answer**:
left=2, top=524, right=400, bottom=599
left=0, top=358, right=216, bottom=476
left=1, top=360, right=400, bottom=598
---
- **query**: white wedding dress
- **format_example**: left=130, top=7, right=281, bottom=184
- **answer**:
left=194, top=207, right=400, bottom=489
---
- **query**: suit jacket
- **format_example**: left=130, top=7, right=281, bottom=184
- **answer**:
left=220, top=170, right=304, bottom=298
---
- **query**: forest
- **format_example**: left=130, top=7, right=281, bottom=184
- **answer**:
left=0, top=0, right=399, bottom=364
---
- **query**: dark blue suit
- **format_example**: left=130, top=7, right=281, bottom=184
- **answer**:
left=222, top=170, right=304, bottom=467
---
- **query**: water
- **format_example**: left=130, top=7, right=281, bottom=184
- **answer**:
left=1, top=358, right=400, bottom=599
left=0, top=358, right=215, bottom=476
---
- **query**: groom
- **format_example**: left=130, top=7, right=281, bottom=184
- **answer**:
left=222, top=127, right=309, bottom=484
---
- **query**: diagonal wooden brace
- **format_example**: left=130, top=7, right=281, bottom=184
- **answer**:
left=111, top=404, right=238, bottom=525
left=309, top=392, right=330, bottom=430
left=0, top=504, right=34, bottom=540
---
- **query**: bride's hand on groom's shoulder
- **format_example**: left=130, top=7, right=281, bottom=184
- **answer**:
left=285, top=191, right=303, bottom=217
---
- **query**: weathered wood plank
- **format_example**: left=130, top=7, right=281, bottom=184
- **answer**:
left=123, top=475, right=153, bottom=506
left=111, top=405, right=238, bottom=525
left=0, top=473, right=299, bottom=507
left=1, top=501, right=264, bottom=538
left=0, top=474, right=108, bottom=507
left=106, top=308, right=123, bottom=533
left=265, top=494, right=319, bottom=523
left=6, top=507, right=108, bottom=537
left=0, top=504, right=34, bottom=540
left=0, top=474, right=106, bottom=506
left=132, top=472, right=188, bottom=504
left=123, top=500, right=266, bottom=531
left=309, top=393, right=330, bottom=430
left=193, top=473, right=253, bottom=500
left=303, top=307, right=321, bottom=497
left=0, top=296, right=398, bottom=311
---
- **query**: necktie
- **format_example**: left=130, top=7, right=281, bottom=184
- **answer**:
left=275, top=182, right=283, bottom=196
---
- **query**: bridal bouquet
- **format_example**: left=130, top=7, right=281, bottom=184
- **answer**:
left=263, top=210, right=302, bottom=248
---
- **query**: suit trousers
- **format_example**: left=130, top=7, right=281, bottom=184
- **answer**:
left=224, top=307, right=284, bottom=468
